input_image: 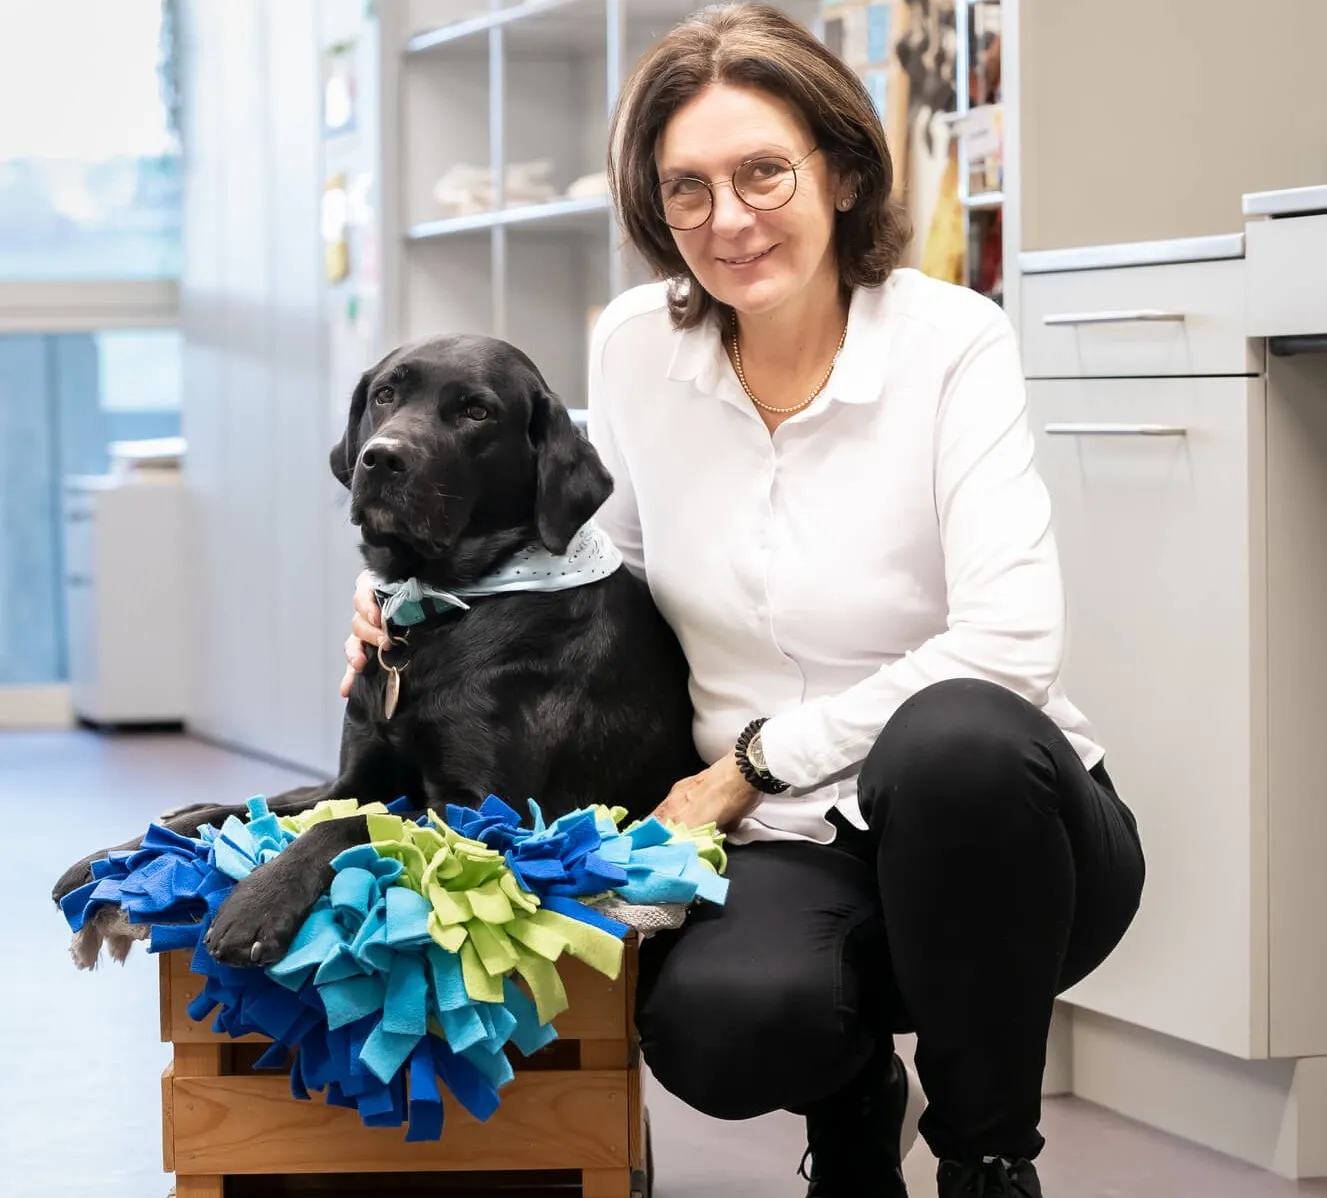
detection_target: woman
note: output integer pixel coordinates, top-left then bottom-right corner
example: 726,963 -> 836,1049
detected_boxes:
341,6 -> 1145,1196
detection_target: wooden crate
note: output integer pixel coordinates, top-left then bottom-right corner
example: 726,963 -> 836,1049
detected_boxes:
159,940 -> 648,1198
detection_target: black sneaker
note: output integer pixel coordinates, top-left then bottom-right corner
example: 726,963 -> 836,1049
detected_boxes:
937,1157 -> 1043,1197
797,1051 -> 924,1196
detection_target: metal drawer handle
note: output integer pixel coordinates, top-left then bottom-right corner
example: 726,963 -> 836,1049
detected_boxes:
1044,422 -> 1187,437
1043,309 -> 1186,326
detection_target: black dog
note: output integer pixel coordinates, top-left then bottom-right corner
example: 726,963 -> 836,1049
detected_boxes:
54,334 -> 702,966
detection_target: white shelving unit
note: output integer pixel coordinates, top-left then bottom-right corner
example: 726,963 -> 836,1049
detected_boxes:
953,0 -> 1005,302
374,0 -> 820,410
376,0 -> 681,410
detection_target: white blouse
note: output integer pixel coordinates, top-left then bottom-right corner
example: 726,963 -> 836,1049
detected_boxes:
586,268 -> 1103,845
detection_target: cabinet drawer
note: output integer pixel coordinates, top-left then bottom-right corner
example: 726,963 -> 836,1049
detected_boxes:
1245,212 -> 1327,339
1031,375 -> 1267,1058
1021,258 -> 1258,379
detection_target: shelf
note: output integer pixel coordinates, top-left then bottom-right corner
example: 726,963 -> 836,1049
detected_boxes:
964,190 -> 1005,211
407,193 -> 612,241
406,0 -> 579,55
405,0 -> 693,60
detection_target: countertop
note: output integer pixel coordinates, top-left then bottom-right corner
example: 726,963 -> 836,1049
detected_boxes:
1243,184 -> 1327,218
1018,233 -> 1245,275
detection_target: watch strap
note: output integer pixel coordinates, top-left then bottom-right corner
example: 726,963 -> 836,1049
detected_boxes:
734,717 -> 790,794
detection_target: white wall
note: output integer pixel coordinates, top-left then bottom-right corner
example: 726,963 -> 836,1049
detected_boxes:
180,0 -> 367,776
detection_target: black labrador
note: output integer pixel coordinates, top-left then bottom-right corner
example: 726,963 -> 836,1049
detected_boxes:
53,334 -> 702,966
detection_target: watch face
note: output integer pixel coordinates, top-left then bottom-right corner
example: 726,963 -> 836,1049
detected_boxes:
748,731 -> 767,773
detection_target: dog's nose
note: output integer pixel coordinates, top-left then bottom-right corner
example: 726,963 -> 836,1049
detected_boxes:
360,441 -> 407,474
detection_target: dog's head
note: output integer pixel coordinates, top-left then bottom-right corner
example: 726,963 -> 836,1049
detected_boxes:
330,335 -> 613,574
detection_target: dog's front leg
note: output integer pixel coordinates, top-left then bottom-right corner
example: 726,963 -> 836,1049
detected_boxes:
50,796 -> 273,907
205,814 -> 371,966
204,716 -> 424,966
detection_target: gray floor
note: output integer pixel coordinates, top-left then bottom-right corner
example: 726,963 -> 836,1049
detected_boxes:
4,728 -> 1326,1198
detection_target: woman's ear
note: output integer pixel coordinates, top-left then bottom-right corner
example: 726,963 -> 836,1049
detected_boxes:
530,388 -> 614,554
832,162 -> 861,212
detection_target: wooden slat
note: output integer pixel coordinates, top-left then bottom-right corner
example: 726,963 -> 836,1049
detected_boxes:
623,935 -> 644,1176
174,1042 -> 228,1078
165,1043 -> 226,1197
515,955 -> 628,1042
581,1168 -> 632,1198
165,942 -> 633,1045
166,951 -> 265,1045
159,952 -> 173,1042
628,1061 -> 644,1175
161,1063 -> 176,1173
579,1040 -> 629,1071
171,1070 -> 630,1175
174,1181 -> 224,1198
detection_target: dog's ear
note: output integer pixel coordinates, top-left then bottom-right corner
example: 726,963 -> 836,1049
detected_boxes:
531,388 -> 613,554
329,371 -> 370,489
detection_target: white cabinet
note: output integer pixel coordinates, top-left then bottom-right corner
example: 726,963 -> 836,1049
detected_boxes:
1025,255 -> 1327,1063
1030,375 -> 1267,1057
1021,257 -> 1258,379
1245,209 -> 1327,341
62,474 -> 190,726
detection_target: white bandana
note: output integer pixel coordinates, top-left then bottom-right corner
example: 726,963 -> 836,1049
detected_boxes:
371,520 -> 624,629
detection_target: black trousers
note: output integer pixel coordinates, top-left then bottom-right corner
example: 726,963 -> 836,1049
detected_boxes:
635,678 -> 1146,1163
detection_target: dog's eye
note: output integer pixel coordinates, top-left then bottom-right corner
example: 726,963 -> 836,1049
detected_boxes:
464,403 -> 490,421
373,386 -> 395,405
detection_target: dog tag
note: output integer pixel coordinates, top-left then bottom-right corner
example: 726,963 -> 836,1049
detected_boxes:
383,665 -> 402,720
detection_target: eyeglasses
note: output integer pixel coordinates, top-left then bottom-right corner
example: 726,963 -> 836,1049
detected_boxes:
658,148 -> 819,231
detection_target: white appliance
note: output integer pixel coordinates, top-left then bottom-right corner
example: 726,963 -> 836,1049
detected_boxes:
63,444 -> 190,725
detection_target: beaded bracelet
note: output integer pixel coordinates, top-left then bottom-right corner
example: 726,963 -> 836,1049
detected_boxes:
734,716 -> 791,794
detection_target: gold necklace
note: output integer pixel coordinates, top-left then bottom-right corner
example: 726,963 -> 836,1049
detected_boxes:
729,311 -> 848,414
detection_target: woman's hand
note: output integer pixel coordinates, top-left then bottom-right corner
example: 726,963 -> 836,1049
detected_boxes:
339,570 -> 388,698
652,753 -> 762,833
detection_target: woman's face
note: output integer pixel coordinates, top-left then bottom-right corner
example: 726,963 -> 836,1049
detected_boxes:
655,83 -> 848,320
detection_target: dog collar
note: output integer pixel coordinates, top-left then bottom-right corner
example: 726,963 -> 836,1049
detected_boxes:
370,519 -> 623,631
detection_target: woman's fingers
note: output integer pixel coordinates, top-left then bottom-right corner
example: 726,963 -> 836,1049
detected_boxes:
353,612 -> 388,649
340,572 -> 383,698
354,570 -> 382,628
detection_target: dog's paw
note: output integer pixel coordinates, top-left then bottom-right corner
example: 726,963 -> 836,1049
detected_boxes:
52,856 -> 96,906
204,871 -> 307,967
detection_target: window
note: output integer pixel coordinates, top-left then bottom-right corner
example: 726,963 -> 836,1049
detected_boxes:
0,0 -> 182,689
0,0 -> 182,281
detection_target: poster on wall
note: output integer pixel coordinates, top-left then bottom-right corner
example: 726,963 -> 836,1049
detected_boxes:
323,40 -> 359,138
820,0 -> 964,286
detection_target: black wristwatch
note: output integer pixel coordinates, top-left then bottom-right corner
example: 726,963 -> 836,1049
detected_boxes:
735,717 -> 790,794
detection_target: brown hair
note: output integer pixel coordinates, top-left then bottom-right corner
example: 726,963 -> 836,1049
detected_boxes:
608,2 -> 912,330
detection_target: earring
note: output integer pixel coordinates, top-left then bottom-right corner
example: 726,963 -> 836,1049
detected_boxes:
837,195 -> 855,211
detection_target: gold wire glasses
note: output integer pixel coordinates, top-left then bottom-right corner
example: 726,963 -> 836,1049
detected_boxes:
658,148 -> 819,231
